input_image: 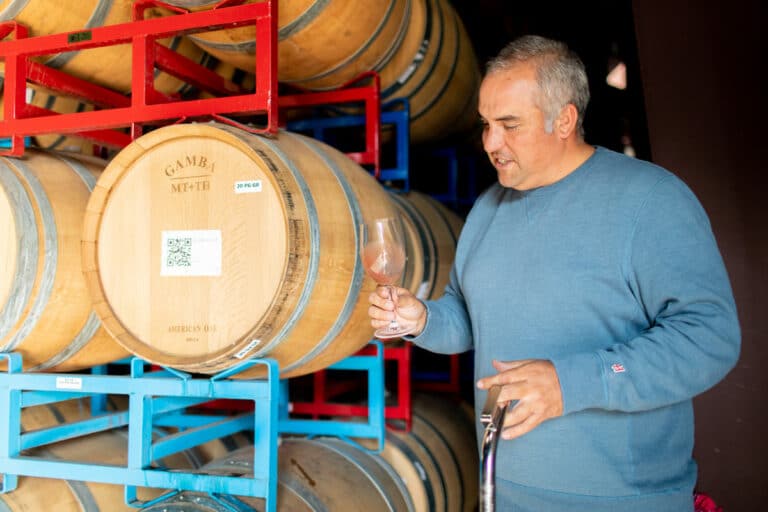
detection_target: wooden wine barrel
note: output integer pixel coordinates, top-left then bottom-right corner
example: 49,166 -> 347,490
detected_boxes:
324,0 -> 481,144
360,424 -> 449,512
355,395 -> 477,512
0,0 -> 208,94
412,393 -> 479,512
0,397 -> 245,511
140,437 -> 414,511
160,0 -> 411,91
159,0 -> 480,143
379,415 -> 462,511
392,190 -> 463,300
82,123 -> 400,379
379,0 -> 481,143
0,150 -> 129,371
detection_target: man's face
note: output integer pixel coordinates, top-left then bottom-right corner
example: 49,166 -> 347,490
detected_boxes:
478,62 -> 562,190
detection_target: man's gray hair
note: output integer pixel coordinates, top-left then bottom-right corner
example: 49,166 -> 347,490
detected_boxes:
486,35 -> 590,138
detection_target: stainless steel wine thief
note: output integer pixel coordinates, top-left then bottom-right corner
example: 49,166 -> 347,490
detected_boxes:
480,385 -> 509,512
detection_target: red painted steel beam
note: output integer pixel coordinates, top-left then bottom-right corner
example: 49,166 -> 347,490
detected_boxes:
0,1 -> 277,154
26,62 -> 130,109
0,4 -> 269,58
1,24 -> 29,123
154,45 -> 246,97
0,94 -> 269,137
22,105 -> 132,148
253,0 -> 278,133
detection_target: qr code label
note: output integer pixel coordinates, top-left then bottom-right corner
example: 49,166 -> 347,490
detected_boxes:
166,237 -> 192,268
161,230 -> 222,276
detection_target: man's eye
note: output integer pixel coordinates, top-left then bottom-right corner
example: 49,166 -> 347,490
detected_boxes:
504,124 -> 519,131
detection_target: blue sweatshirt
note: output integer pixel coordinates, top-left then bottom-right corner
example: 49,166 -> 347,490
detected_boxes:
413,147 -> 740,511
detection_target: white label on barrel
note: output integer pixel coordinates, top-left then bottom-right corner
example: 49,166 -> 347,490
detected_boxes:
416,281 -> 430,300
235,339 -> 261,359
161,230 -> 222,277
234,180 -> 262,194
56,376 -> 82,390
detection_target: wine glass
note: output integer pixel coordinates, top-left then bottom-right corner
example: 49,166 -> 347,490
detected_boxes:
360,217 -> 413,339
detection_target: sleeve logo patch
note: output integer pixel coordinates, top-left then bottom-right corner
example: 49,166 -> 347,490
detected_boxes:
611,363 -> 626,373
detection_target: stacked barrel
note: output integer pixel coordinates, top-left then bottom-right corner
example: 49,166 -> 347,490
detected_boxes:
0,150 -> 129,371
140,395 -> 478,512
1,0 -> 480,148
0,1 -> 480,510
156,0 -> 480,143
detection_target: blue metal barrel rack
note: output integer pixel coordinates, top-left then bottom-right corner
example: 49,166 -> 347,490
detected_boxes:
0,342 -> 385,512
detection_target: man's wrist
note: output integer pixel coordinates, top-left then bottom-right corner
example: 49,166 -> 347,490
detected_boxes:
412,300 -> 428,337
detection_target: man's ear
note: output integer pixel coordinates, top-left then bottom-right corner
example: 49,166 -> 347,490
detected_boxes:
555,103 -> 579,138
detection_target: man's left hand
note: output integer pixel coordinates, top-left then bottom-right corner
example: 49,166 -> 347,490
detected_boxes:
477,359 -> 564,440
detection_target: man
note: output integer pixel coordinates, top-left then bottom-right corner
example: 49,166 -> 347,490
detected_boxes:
367,35 -> 740,511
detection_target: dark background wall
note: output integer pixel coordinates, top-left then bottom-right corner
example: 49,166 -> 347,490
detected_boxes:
443,0 -> 765,508
632,1 -> 764,509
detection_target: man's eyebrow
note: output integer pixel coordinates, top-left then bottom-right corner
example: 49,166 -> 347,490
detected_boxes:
477,114 -> 520,122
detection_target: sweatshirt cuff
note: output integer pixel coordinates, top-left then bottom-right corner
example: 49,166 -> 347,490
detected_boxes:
403,300 -> 432,342
551,351 -> 608,414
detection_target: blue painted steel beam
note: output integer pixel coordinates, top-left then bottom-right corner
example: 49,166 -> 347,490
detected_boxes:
21,411 -> 129,450
1,355 -> 280,512
278,341 -> 385,451
6,457 -> 269,496
287,99 -> 411,191
151,414 -> 253,461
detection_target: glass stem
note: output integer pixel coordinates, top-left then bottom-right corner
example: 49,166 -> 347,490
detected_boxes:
388,286 -> 399,330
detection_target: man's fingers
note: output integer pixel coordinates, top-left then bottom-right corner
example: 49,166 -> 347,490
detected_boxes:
368,291 -> 396,313
501,411 -> 540,440
501,399 -> 528,429
477,359 -> 534,389
477,368 -> 527,390
368,304 -> 396,325
492,359 -> 532,372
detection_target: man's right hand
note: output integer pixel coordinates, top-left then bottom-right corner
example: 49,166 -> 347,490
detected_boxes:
367,285 -> 427,337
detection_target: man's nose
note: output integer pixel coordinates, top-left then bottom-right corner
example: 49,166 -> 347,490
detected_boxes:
483,125 -> 503,153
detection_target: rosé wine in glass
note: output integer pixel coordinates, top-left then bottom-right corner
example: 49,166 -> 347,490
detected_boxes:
362,240 -> 406,285
360,217 -> 413,339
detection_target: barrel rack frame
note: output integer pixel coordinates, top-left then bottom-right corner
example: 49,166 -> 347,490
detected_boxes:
287,97 -> 411,190
0,1 -> 404,510
0,343 -> 386,511
0,0 -> 382,176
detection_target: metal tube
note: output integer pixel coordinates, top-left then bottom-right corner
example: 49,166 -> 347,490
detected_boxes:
480,386 -> 509,512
